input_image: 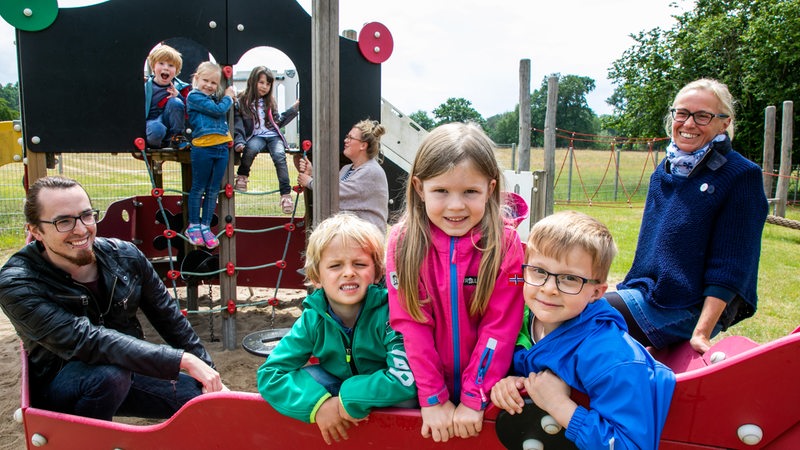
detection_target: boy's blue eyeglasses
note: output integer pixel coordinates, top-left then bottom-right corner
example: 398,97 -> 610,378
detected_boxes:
521,264 -> 599,295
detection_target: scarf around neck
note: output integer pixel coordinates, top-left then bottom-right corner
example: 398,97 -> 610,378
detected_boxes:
666,133 -> 726,177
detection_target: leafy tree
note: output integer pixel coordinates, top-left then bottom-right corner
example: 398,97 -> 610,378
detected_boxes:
0,83 -> 20,120
432,97 -> 485,127
485,75 -> 599,147
408,110 -> 435,131
486,108 -> 518,145
607,0 -> 800,161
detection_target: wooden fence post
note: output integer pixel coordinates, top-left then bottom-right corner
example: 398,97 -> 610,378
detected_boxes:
762,105 -> 776,198
775,101 -> 794,217
543,76 -> 558,217
518,59 -> 531,172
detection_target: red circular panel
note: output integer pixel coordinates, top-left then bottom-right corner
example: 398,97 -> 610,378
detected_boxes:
358,22 -> 393,64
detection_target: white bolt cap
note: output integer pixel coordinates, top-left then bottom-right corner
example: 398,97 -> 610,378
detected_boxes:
710,351 -> 726,364
373,46 -> 380,53
13,154 -> 22,162
208,21 -> 217,29
13,123 -> 21,131
13,408 -> 22,423
738,424 -> 763,445
31,433 -> 48,447
31,136 -> 40,144
522,438 -> 543,450
23,8 -> 33,17
237,24 -> 244,31
541,414 -> 562,435
374,31 -> 381,38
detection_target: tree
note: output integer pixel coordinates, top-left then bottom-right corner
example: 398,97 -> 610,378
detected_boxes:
607,0 -> 800,161
432,97 -> 485,127
0,83 -> 20,120
408,110 -> 435,131
486,109 -> 518,145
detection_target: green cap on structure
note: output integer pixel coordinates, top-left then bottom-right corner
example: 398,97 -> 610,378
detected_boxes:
0,0 -> 59,32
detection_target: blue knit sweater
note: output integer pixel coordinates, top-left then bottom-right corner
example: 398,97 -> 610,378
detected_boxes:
618,135 -> 767,324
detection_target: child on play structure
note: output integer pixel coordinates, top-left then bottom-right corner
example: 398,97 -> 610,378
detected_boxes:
233,66 -> 299,212
490,210 -> 676,450
144,44 -> 191,150
386,122 -> 524,442
257,213 -> 416,445
184,61 -> 236,249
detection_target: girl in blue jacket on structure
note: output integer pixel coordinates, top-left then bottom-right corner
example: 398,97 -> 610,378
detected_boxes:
185,62 -> 236,249
491,211 -> 676,450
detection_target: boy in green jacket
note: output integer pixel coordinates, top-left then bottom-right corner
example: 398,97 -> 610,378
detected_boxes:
257,213 -> 416,444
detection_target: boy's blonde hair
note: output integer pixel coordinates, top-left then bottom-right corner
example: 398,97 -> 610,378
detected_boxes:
147,44 -> 183,75
394,122 -> 505,322
304,213 -> 386,284
526,210 -> 617,283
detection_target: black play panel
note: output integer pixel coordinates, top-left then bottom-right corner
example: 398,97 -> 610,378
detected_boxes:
15,0 -> 380,155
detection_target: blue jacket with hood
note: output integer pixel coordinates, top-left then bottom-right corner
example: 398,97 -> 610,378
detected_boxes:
513,300 -> 676,449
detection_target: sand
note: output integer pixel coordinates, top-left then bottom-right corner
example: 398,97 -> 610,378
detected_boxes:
0,286 -> 307,449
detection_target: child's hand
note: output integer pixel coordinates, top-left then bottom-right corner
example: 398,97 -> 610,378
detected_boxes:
224,86 -> 236,99
490,376 -> 526,415
420,401 -> 456,442
453,403 -> 484,438
234,143 -> 245,152
337,400 -> 366,425
166,85 -> 178,98
523,370 -> 576,429
315,397 -> 351,445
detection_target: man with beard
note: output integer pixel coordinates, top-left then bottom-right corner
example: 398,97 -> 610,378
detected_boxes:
0,176 -> 226,421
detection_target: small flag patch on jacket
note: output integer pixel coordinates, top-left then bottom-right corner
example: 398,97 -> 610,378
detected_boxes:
508,273 -> 524,286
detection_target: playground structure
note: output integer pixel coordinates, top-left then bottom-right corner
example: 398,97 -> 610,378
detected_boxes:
14,328 -> 800,449
3,1 -> 800,449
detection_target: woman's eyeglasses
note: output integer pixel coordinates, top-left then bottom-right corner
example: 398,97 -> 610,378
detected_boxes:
670,108 -> 729,126
344,134 -> 364,142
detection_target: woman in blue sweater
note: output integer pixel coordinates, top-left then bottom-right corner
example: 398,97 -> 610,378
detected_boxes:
610,78 -> 768,353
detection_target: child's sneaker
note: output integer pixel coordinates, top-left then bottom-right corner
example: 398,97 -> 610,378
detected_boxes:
169,135 -> 191,150
234,175 -> 248,191
280,194 -> 294,214
184,225 -> 204,246
201,226 -> 219,249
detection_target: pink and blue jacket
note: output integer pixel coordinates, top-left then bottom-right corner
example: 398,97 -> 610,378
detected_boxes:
387,222 -> 524,411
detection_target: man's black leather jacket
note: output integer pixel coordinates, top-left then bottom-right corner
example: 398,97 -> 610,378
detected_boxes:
0,238 -> 213,391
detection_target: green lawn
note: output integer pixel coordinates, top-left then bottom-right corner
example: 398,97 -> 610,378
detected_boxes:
1,149 -> 798,343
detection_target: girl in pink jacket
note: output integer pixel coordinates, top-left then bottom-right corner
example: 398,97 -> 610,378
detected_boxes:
387,122 -> 524,442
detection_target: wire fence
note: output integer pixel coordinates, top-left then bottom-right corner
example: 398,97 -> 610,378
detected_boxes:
2,147 -> 798,251
0,152 -> 302,250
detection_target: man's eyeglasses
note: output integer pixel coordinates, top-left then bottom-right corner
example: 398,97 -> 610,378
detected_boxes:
39,209 -> 99,233
670,108 -> 729,126
344,134 -> 364,142
521,264 -> 599,295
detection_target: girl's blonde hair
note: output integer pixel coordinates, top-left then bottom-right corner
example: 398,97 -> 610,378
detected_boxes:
394,122 -> 505,322
191,61 -> 223,97
304,212 -> 386,285
526,210 -> 617,283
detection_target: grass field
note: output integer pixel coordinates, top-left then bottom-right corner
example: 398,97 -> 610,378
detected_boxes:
1,149 -> 798,343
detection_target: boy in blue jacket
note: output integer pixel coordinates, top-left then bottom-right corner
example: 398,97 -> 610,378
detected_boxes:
257,213 -> 416,445
491,211 -> 675,449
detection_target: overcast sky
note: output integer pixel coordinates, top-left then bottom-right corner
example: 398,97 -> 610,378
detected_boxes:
0,0 -> 689,117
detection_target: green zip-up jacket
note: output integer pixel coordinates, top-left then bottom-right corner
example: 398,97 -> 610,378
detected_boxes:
257,285 -> 416,422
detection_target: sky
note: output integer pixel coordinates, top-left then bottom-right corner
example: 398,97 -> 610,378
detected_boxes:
0,0 -> 689,118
